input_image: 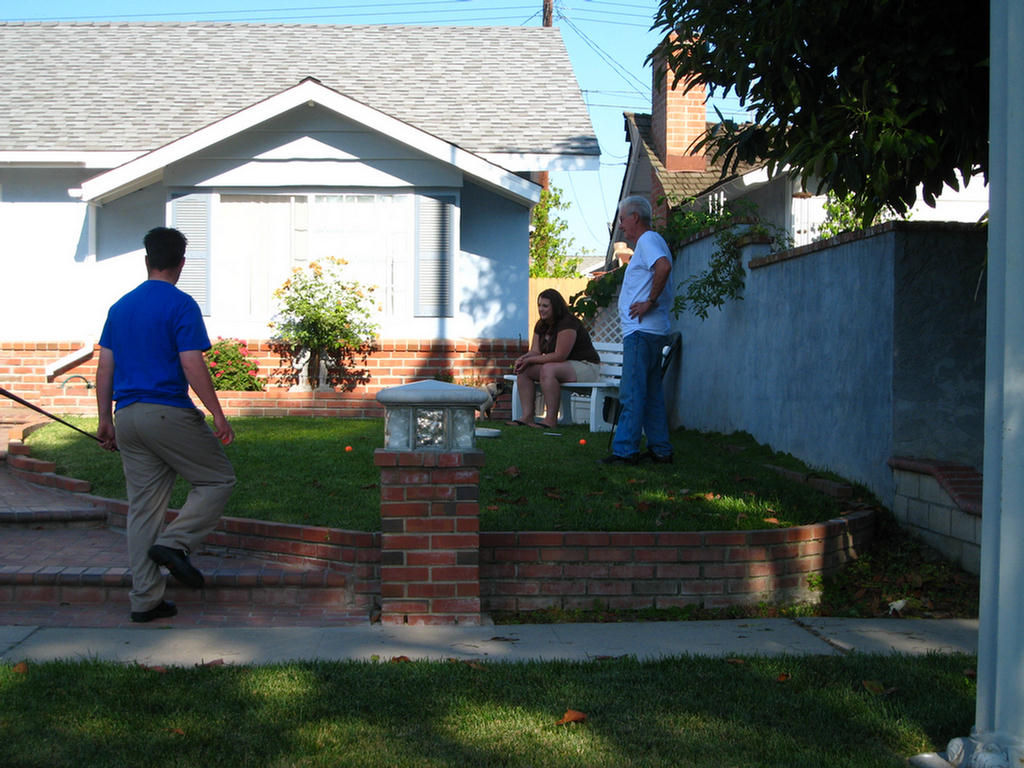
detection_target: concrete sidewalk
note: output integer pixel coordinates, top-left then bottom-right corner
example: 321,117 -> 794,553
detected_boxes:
0,617 -> 979,667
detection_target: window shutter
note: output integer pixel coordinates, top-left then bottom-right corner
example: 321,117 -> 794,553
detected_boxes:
414,195 -> 455,317
171,194 -> 211,315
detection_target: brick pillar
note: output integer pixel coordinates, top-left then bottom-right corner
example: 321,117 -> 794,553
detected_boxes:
374,449 -> 484,625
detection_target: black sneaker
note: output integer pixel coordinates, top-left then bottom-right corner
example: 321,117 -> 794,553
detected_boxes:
642,449 -> 673,465
598,453 -> 639,466
130,600 -> 177,623
148,545 -> 205,589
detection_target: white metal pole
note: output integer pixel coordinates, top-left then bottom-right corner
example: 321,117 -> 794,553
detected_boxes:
913,3 -> 1024,766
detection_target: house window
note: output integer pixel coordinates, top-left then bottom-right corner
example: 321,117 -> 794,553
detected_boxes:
415,194 -> 455,318
171,193 -> 212,315
217,192 -> 416,324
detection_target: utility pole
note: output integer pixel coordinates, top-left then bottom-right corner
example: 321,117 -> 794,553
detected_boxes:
537,0 -> 554,191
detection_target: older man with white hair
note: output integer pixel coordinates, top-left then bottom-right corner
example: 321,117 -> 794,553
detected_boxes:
599,196 -> 674,465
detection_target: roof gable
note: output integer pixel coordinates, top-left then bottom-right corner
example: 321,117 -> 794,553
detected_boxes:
625,112 -> 765,203
78,78 -> 540,205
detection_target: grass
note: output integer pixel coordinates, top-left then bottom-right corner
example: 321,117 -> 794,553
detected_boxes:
0,653 -> 977,768
25,416 -> 854,532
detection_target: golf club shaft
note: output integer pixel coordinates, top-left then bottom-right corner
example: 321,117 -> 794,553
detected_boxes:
0,386 -> 102,443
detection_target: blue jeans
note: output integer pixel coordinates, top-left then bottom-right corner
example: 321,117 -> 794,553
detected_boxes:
611,331 -> 673,458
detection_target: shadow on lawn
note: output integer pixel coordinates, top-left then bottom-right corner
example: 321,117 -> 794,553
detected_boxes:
3,654 -> 976,768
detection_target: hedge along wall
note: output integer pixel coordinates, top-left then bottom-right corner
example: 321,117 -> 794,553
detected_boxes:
0,338 -> 522,420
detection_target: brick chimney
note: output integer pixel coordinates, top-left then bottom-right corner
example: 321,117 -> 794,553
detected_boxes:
651,45 -> 707,173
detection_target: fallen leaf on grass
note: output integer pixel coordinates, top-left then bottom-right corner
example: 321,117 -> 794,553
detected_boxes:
763,517 -> 780,525
777,672 -> 791,683
485,505 -> 501,511
502,466 -> 521,479
635,501 -> 651,513
142,665 -> 167,674
391,656 -> 412,663
555,709 -> 587,725
12,661 -> 28,674
545,491 -> 564,500
726,658 -> 746,665
165,728 -> 186,736
862,680 -> 898,696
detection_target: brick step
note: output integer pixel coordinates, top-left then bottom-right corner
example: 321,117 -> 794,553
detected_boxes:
0,527 -> 365,625
0,508 -> 108,527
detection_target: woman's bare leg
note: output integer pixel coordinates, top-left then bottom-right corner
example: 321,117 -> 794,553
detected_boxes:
536,362 -> 577,428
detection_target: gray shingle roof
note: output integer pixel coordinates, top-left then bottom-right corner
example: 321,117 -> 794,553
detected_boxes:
0,22 -> 598,157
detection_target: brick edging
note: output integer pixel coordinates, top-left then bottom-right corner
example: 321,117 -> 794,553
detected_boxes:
888,456 -> 982,516
6,430 -> 877,614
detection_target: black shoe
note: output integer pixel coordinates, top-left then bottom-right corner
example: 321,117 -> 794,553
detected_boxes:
598,453 -> 639,466
642,449 -> 674,465
148,545 -> 205,589
130,600 -> 177,623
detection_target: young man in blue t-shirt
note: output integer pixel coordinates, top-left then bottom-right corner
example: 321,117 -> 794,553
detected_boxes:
96,227 -> 236,623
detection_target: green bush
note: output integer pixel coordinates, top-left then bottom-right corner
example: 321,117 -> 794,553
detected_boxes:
270,258 -> 379,388
206,338 -> 264,391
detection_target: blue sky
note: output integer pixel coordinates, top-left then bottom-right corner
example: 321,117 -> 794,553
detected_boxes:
0,0 -> 745,258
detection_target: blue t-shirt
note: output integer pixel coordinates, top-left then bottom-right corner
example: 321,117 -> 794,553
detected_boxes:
98,280 -> 211,411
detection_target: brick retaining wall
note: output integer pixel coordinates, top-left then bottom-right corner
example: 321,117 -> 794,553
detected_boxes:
5,419 -> 876,614
0,339 -> 520,421
888,456 -> 982,574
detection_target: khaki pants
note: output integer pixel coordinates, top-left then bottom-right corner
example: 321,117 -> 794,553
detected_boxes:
115,403 -> 236,612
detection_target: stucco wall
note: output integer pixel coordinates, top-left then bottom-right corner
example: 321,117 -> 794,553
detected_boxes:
0,116 -> 530,343
670,222 -> 986,507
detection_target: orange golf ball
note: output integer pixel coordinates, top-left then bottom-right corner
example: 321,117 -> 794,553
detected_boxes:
345,445 -> 353,452
579,439 -> 587,445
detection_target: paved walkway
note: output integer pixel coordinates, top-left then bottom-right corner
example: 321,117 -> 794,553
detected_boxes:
0,451 -> 980,667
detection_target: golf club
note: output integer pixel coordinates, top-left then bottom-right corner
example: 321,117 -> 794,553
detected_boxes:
0,385 -> 103,444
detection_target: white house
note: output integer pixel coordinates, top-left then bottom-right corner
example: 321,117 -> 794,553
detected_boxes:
0,22 -> 598,414
612,56 -> 988,256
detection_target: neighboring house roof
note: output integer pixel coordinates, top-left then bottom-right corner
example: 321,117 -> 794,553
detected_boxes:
0,22 -> 598,168
624,112 -> 763,203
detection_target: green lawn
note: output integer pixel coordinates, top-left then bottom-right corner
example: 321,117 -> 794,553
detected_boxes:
0,653 -> 976,768
25,417 -> 854,532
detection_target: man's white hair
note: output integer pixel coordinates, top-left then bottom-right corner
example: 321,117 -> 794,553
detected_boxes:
618,195 -> 653,225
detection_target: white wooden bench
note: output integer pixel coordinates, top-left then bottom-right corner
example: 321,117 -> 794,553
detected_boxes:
505,335 -> 680,432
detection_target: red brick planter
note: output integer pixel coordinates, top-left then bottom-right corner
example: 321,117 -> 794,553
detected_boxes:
7,424 -> 876,615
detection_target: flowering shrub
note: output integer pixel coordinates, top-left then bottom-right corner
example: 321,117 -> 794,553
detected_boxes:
269,258 -> 379,389
205,338 -> 264,391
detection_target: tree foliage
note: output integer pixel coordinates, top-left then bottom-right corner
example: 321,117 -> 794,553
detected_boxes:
529,185 -> 582,278
650,0 -> 989,225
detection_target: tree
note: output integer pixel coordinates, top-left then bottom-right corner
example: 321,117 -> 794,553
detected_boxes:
529,185 -> 583,278
650,0 -> 989,225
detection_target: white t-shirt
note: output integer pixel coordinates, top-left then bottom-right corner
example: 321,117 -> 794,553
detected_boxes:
618,229 -> 673,337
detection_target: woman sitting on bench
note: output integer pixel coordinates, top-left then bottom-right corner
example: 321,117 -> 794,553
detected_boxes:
507,288 -> 600,428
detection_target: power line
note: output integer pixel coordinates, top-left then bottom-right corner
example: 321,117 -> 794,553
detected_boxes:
558,12 -> 648,97
7,1 -> 539,23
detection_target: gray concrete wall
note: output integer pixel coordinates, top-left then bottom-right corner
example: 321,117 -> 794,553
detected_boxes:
891,225 -> 987,471
669,222 -> 986,508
